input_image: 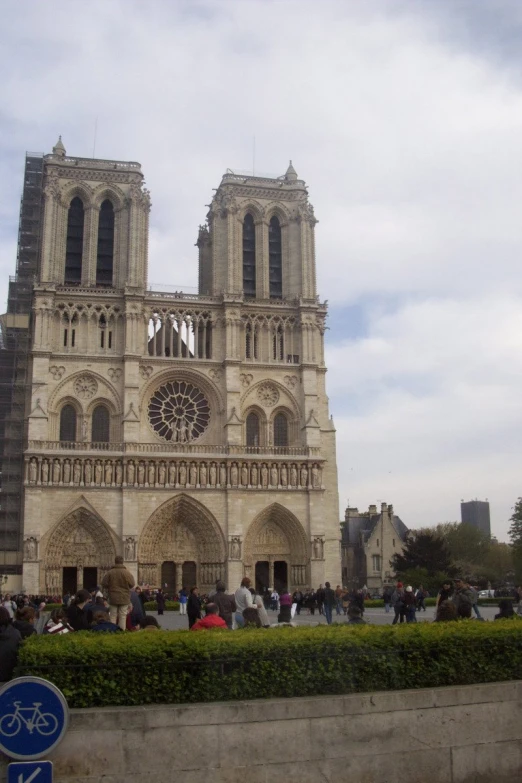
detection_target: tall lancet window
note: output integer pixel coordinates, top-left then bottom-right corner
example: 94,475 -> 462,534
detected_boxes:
243,213 -> 256,298
269,216 -> 282,299
65,197 -> 84,284
96,199 -> 115,286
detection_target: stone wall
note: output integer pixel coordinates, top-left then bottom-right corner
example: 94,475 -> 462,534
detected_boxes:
1,681 -> 520,782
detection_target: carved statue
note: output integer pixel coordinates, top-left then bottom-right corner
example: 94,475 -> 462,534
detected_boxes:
73,460 -> 82,485
24,537 -> 37,561
29,458 -> 37,484
230,463 -> 238,486
290,465 -> 297,487
300,465 -> 308,488
41,460 -> 49,483
179,463 -> 187,486
313,537 -> 323,560
82,418 -> 88,442
219,463 -> 227,486
53,459 -> 61,484
168,462 -> 176,486
261,464 -> 268,488
199,463 -> 207,487
148,462 -> 155,486
63,459 -> 71,484
241,464 -> 248,487
105,461 -> 113,485
127,461 -> 135,485
124,537 -> 136,561
189,463 -> 197,486
115,461 -> 123,485
280,464 -> 288,487
209,463 -> 217,486
270,465 -> 278,487
311,465 -> 320,489
251,463 -> 258,487
138,462 -> 145,485
84,460 -> 92,484
158,462 -> 166,486
95,461 -> 102,485
230,537 -> 241,559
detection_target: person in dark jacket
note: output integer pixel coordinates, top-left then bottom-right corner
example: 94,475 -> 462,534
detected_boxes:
347,606 -> 366,625
129,588 -> 146,628
66,589 -> 91,631
212,581 -> 236,629
187,586 -> 201,629
91,611 -> 122,633
0,606 -> 21,682
13,606 -> 37,639
323,582 -> 336,625
156,589 -> 166,616
277,588 -> 292,623
495,599 -> 519,620
403,586 -> 417,623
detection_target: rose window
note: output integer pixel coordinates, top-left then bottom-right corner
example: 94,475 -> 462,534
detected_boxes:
148,381 -> 210,442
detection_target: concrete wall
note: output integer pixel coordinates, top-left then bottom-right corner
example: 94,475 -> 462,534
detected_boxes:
1,681 -> 521,782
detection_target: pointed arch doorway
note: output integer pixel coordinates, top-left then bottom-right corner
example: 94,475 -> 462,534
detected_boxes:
245,504 -> 309,592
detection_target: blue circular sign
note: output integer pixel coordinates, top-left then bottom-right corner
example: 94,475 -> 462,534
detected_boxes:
0,676 -> 69,760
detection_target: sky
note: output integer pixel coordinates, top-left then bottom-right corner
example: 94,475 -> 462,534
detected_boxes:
1,0 -> 521,540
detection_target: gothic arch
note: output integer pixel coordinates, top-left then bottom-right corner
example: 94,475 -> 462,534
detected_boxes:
91,183 -> 126,211
138,494 -> 226,588
264,201 -> 291,227
241,378 -> 300,420
60,181 -> 94,209
237,200 -> 264,224
48,369 -> 121,414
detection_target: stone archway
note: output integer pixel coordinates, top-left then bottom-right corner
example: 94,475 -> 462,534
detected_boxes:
138,494 -> 226,592
243,503 -> 309,591
43,508 -> 117,594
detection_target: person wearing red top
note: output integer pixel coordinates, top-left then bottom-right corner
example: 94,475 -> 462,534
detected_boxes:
190,603 -> 228,631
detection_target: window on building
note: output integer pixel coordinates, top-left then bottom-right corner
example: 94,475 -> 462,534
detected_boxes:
273,412 -> 288,448
269,216 -> 282,299
59,405 -> 77,442
96,200 -> 115,286
272,325 -> 284,360
372,554 -> 381,572
246,412 -> 260,447
65,197 -> 84,284
243,213 -> 256,297
91,405 -> 110,443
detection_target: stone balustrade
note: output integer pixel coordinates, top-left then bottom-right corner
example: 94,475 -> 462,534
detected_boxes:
27,440 -> 320,457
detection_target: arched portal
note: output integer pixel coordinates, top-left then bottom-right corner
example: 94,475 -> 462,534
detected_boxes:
243,503 -> 309,592
138,494 -> 226,592
43,508 -> 117,594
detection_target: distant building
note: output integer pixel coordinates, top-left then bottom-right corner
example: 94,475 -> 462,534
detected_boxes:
340,502 -> 409,593
460,500 -> 491,537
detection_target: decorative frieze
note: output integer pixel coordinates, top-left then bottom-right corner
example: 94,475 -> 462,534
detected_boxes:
25,455 -> 323,490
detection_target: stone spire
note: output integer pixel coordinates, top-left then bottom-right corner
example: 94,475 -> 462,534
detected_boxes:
285,160 -> 298,181
52,136 -> 66,157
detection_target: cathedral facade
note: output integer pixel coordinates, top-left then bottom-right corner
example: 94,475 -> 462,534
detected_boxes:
21,139 -> 341,596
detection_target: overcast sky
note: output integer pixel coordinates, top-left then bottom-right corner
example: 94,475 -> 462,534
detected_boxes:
1,1 -> 521,540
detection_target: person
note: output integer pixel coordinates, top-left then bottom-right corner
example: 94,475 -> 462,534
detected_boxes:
270,588 -> 279,612
516,586 -> 522,616
391,582 -> 405,625
347,606 -> 366,625
403,586 -> 417,623
156,589 -> 166,616
278,588 -> 292,623
436,581 -> 453,607
415,585 -> 426,612
451,578 -> 474,617
44,608 -> 74,635
129,588 -> 146,628
292,588 -> 304,616
468,584 -> 482,619
1,594 -> 16,620
86,595 -> 109,624
13,606 -> 37,639
91,611 -> 122,633
316,584 -> 325,615
0,606 -> 21,682
382,587 -> 392,614
495,599 -> 519,620
213,581 -> 236,629
187,586 -> 201,629
234,577 -> 253,628
141,616 -> 160,631
191,603 -> 228,631
243,607 -> 262,628
178,587 -> 188,615
334,585 -> 343,616
101,555 -> 135,631
251,588 -> 270,628
434,600 -> 458,622
323,582 -> 336,625
66,589 -> 91,631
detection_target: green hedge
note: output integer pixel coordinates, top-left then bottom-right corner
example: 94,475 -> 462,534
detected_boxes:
16,620 -> 522,709
143,601 -> 180,612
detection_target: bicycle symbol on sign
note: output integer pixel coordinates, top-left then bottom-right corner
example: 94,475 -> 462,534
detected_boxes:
0,701 -> 58,737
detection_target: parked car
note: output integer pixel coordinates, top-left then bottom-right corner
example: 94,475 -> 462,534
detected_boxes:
478,590 -> 494,598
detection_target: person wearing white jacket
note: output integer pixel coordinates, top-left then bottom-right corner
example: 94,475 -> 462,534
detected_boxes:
234,577 -> 253,627
251,589 -> 270,628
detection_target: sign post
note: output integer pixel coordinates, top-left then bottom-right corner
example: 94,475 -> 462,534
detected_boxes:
0,676 -> 69,782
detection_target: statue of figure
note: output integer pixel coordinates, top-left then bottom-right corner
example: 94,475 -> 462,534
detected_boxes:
41,460 -> 49,484
209,463 -> 217,486
82,418 -> 88,442
313,537 -> 323,559
127,461 -> 135,485
73,460 -> 82,485
219,463 -> 227,486
230,537 -> 241,559
29,458 -> 37,484
24,537 -> 36,560
148,462 -> 155,486
312,465 -> 320,488
280,464 -> 288,487
199,463 -> 207,487
115,461 -> 123,485
179,420 -> 188,443
168,462 -> 176,486
95,461 -> 102,485
251,463 -> 258,487
84,460 -> 92,484
241,463 -> 248,487
230,463 -> 238,486
63,459 -> 71,484
261,464 -> 268,488
125,537 -> 135,561
53,459 -> 61,484
179,463 -> 187,486
290,464 -> 298,487
189,462 -> 197,486
158,462 -> 166,485
270,465 -> 278,487
137,462 -> 145,485
300,465 -> 308,488
105,461 -> 113,485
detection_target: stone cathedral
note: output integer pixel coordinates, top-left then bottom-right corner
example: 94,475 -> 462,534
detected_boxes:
20,138 -> 341,595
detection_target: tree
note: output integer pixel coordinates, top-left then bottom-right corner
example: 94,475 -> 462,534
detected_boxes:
391,530 -> 456,578
435,522 -> 490,565
508,498 -> 522,582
